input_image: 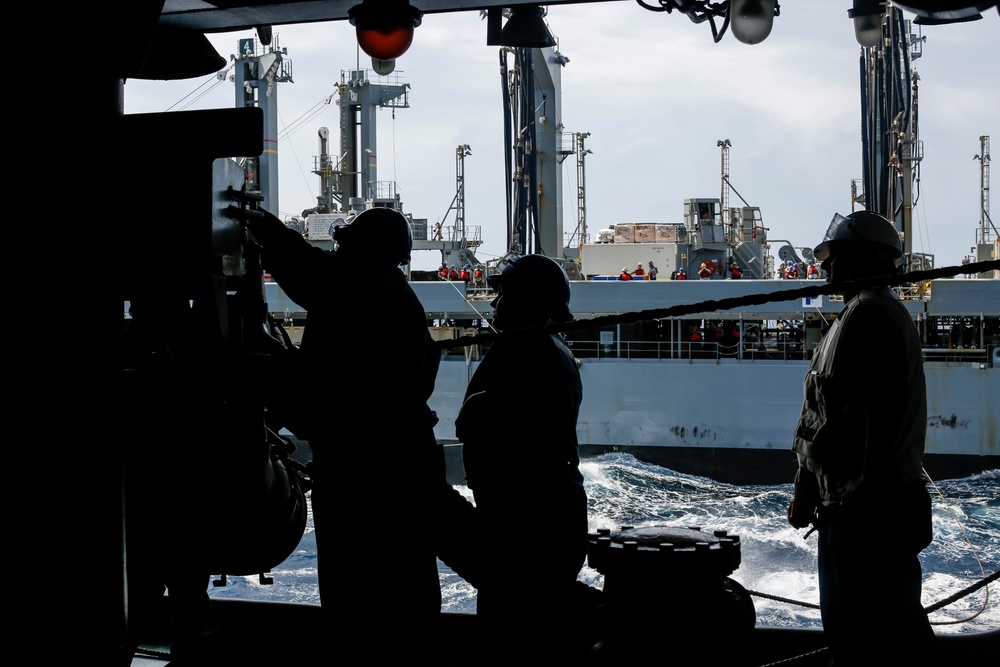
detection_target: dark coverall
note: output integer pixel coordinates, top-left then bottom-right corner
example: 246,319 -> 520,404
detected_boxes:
455,328 -> 588,653
249,215 -> 476,654
791,286 -> 937,665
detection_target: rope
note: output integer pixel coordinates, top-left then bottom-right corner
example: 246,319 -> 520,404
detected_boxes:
745,571 -> 999,667
925,569 -> 999,616
747,569 -> 999,615
746,589 -> 820,610
430,259 -> 1000,350
923,467 -> 994,624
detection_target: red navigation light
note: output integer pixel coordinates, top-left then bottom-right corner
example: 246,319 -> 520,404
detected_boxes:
348,1 -> 423,61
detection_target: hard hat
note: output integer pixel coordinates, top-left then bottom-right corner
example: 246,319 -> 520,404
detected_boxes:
622,267 -> 629,272
487,254 -> 572,323
332,208 -> 412,266
814,211 -> 903,264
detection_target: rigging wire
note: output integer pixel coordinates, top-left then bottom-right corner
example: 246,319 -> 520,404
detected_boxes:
164,69 -> 230,112
276,93 -> 335,142
275,105 -> 314,220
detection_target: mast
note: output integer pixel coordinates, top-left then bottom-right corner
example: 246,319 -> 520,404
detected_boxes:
455,144 -> 472,242
233,35 -> 293,213
976,135 -> 992,247
974,135 -> 994,278
718,139 -> 732,241
574,131 -> 592,249
337,69 -> 409,208
501,44 -> 568,258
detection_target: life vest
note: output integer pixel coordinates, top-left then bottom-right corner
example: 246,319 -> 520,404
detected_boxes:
676,270 -> 687,280
460,269 -> 470,281
690,330 -> 702,342
620,272 -> 632,280
698,263 -> 712,279
731,265 -> 742,279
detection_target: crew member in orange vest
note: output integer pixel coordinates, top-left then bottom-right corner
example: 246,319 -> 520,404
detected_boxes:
619,267 -> 633,280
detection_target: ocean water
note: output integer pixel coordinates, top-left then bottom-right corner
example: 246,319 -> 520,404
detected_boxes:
210,454 -> 999,635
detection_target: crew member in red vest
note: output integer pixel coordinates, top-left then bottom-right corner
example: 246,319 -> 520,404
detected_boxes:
730,263 -> 743,279
633,263 -> 645,278
676,267 -> 687,280
698,262 -> 713,280
619,267 -> 633,281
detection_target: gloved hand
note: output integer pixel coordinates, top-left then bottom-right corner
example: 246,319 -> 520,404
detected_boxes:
787,499 -> 817,529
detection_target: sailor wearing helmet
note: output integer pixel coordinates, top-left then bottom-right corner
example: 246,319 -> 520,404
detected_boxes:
456,254 -> 591,655
237,206 -> 478,656
786,211 -> 937,665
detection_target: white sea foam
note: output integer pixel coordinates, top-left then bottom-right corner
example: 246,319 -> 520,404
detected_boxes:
209,457 -> 999,634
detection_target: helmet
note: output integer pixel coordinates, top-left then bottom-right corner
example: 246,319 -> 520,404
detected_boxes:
332,208 -> 412,266
622,267 -> 629,272
487,254 -> 572,323
814,211 -> 903,264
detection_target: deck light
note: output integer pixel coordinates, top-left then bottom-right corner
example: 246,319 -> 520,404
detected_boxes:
348,0 -> 423,61
730,0 -> 777,45
849,0 -> 886,47
636,1 -> 780,45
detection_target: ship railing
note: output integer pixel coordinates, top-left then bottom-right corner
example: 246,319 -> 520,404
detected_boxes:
921,347 -> 994,366
562,339 -> 811,362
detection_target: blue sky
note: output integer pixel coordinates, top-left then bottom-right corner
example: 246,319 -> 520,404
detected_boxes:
125,3 -> 997,271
